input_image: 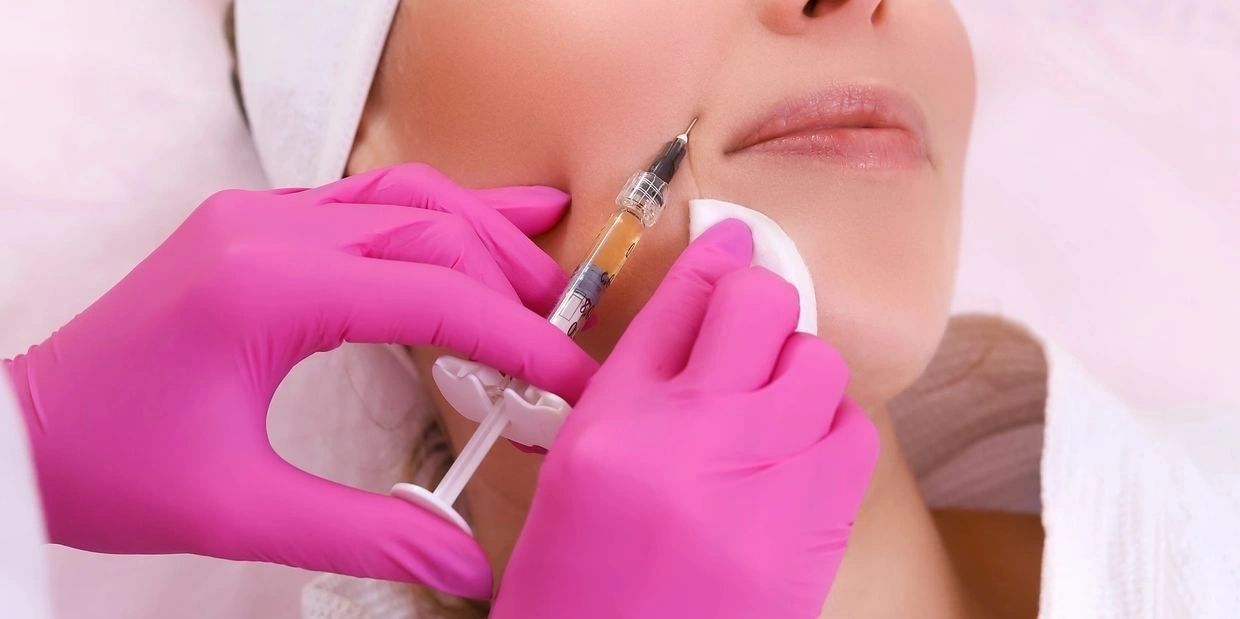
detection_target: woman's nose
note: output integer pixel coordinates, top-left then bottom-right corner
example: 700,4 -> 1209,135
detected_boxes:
755,0 -> 885,36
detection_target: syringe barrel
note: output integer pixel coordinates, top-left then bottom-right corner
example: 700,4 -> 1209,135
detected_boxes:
545,172 -> 667,337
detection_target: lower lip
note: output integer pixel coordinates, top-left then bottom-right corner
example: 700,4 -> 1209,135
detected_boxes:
736,127 -> 927,169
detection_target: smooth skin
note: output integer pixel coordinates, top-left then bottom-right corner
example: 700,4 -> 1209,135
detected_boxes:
347,0 -> 986,616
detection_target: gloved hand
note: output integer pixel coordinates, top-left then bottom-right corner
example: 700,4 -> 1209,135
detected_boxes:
493,219 -> 879,618
2,163 -> 596,599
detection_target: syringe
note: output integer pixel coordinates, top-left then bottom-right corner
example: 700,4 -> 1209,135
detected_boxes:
431,119 -> 697,507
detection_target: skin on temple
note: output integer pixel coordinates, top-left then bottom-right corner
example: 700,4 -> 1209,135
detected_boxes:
341,1 -> 1038,616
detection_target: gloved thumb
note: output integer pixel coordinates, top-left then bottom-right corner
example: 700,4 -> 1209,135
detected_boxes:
213,460 -> 493,599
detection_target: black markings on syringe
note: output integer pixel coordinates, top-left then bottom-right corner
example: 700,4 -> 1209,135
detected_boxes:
550,264 -> 613,337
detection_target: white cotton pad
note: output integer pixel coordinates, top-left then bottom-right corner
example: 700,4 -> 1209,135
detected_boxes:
689,198 -> 818,335
428,199 -> 817,449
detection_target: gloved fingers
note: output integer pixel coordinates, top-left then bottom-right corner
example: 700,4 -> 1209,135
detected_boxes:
680,266 -> 800,391
445,187 -> 572,316
310,256 -> 597,402
294,199 -> 568,314
742,333 -> 851,457
298,164 -> 572,314
804,399 -> 880,515
289,162 -> 462,207
222,462 -> 493,599
610,218 -> 753,379
321,204 -> 522,302
371,204 -> 570,316
294,163 -> 567,241
769,332 -> 850,401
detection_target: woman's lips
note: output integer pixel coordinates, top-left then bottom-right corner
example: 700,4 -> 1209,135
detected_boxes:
726,85 -> 929,169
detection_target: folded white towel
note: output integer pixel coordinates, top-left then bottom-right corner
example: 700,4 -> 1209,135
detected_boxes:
234,0 -> 398,188
1039,345 -> 1240,618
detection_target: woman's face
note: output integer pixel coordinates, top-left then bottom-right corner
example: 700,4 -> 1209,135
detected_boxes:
353,0 -> 975,406
349,0 -> 974,574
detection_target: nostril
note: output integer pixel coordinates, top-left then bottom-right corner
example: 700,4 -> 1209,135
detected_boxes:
802,0 -> 848,17
872,0 -> 886,24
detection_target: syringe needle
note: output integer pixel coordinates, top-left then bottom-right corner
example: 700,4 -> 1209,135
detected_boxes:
678,117 -> 698,141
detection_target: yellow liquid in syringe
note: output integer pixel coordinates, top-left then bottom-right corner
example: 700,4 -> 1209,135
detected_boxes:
547,208 -> 645,338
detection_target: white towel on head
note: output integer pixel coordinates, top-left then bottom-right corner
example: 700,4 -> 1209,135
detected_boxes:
234,0 -> 399,188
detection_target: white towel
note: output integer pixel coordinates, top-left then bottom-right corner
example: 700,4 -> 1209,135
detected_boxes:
1039,344 -> 1240,618
234,0 -> 398,188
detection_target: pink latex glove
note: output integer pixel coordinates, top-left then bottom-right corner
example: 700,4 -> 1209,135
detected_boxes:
493,219 -> 880,618
2,163 -> 597,599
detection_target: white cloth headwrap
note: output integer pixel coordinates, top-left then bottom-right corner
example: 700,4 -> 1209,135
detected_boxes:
234,0 -> 399,188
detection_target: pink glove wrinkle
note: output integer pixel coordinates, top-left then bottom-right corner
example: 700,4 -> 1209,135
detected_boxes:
3,163 -> 598,599
494,219 -> 879,618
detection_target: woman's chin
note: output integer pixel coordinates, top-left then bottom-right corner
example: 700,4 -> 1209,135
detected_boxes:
827,307 -> 952,410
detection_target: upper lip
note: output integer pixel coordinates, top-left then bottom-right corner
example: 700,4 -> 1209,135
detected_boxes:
726,84 -> 928,155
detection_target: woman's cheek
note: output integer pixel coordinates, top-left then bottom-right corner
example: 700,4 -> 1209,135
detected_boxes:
686,170 -> 957,407
805,219 -> 957,406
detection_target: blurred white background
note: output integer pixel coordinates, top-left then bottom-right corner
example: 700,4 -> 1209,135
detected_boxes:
950,4 -> 1240,411
1,1 -> 1236,617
